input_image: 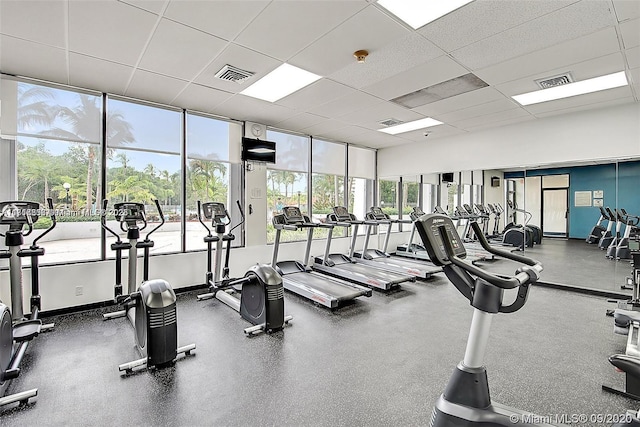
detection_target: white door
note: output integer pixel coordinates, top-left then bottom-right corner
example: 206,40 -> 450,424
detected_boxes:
542,189 -> 568,237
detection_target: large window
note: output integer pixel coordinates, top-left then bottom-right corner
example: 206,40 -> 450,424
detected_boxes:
185,113 -> 242,251
106,98 -> 182,255
348,146 -> 375,235
422,174 -> 438,214
266,130 -> 309,244
312,139 -> 346,239
0,79 -> 102,264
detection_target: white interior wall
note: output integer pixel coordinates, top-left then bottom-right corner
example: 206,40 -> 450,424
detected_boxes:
378,103 -> 640,177
483,170 -> 505,229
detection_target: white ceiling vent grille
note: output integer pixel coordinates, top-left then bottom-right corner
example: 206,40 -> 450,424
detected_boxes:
214,64 -> 255,83
378,118 -> 404,127
535,73 -> 574,89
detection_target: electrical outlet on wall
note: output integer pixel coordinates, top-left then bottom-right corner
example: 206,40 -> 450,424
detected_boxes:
75,286 -> 83,296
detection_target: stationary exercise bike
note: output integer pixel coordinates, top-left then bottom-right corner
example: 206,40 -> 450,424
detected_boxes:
415,214 -> 552,426
0,199 -> 55,408
102,199 -> 195,374
196,201 -> 292,335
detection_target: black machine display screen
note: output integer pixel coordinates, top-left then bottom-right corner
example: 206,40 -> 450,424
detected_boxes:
203,202 -> 226,219
283,206 -> 304,222
370,207 -> 385,220
333,206 -> 350,220
115,203 -> 145,221
415,214 -> 466,266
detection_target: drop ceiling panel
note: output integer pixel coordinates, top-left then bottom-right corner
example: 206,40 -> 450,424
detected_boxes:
338,100 -> 423,129
139,19 -> 227,81
126,69 -> 189,105
321,125 -> 370,141
300,119 -> 349,136
193,43 -> 280,93
118,0 -> 166,15
627,46 -> 640,69
521,85 -> 634,115
475,27 -> 621,86
330,32 -> 443,89
69,1 -> 158,66
308,90 -> 381,119
276,79 -> 354,110
412,87 -> 506,117
452,108 -> 531,131
534,96 -> 635,118
495,52 -> 627,96
171,84 -> 233,114
0,36 -> 67,84
436,99 -> 520,123
274,113 -> 327,131
398,125 -> 467,142
362,55 -> 468,101
234,1 -> 366,61
0,0 -> 66,48
462,115 -> 536,133
289,6 -> 409,77
69,53 -> 133,95
419,0 -> 576,53
164,0 -> 270,41
620,19 -> 640,49
215,95 -> 297,125
451,0 -> 615,70
613,0 -> 640,21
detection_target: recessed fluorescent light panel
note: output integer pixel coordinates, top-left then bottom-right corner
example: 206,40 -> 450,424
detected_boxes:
240,63 -> 321,102
379,117 -> 443,135
377,0 -> 474,29
512,71 -> 628,106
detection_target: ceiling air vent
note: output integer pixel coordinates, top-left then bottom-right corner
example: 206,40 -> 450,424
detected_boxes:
214,64 -> 255,83
535,73 -> 573,89
378,118 -> 404,127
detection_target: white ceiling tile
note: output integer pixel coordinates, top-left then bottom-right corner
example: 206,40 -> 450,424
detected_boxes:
300,119 -> 348,136
629,67 -> 640,88
321,125 -> 370,141
495,52 -> 627,96
452,108 -> 532,130
419,0 -> 576,52
475,27 -> 621,85
627,46 -> 640,69
234,1 -> 366,61
521,85 -> 633,115
69,1 -> 158,66
620,18 -> 640,49
308,90 -> 381,118
398,125 -> 467,142
0,36 -> 67,84
164,0 -> 269,41
69,53 -> 133,95
436,99 -> 520,123
118,0 -> 166,15
172,84 -> 233,114
338,101 -> 423,129
289,6 -> 409,77
412,87 -> 506,117
462,115 -> 536,133
125,69 -> 189,105
330,32 -> 443,89
362,55 -> 469,100
139,19 -> 227,81
0,0 -> 66,48
193,43 -> 281,93
215,95 -> 297,125
533,96 -> 636,118
276,79 -> 353,110
613,0 -> 640,21
451,0 -> 615,70
274,113 -> 327,131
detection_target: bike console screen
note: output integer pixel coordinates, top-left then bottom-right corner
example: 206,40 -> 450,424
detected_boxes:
415,214 -> 466,266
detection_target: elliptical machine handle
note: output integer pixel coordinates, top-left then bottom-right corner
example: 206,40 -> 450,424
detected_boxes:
197,201 -> 212,234
100,200 -> 122,242
32,198 -> 58,248
144,199 -> 165,240
469,221 -> 542,268
229,200 -> 245,234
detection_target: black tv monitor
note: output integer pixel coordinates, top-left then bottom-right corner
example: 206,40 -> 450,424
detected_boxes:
442,172 -> 454,183
241,137 -> 276,163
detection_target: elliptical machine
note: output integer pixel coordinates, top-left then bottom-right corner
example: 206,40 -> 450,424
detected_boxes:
415,213 -> 550,426
101,199 -> 195,374
196,201 -> 292,335
0,199 -> 56,408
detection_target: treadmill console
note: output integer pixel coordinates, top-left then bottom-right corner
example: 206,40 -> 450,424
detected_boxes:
333,206 -> 351,221
368,207 -> 387,221
202,202 -> 227,222
410,206 -> 425,221
282,206 -> 305,224
414,214 -> 466,266
433,206 -> 446,215
0,201 -> 41,226
114,202 -> 145,226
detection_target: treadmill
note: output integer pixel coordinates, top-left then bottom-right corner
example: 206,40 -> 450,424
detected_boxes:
312,206 -> 415,291
353,207 -> 442,280
395,206 -> 435,262
271,206 -> 372,308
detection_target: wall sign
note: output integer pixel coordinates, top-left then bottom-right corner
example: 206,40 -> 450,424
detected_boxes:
574,191 -> 592,207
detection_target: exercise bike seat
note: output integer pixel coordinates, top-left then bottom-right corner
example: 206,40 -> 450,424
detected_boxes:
13,319 -> 42,342
614,309 -> 640,335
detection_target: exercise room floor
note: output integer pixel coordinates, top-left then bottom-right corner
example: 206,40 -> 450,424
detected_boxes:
1,274 -> 635,426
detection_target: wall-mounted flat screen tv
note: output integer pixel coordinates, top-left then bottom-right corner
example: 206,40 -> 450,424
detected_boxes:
241,137 -> 276,163
442,172 -> 454,183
